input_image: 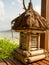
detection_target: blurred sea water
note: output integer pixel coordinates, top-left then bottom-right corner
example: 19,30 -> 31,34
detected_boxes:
0,30 -> 20,44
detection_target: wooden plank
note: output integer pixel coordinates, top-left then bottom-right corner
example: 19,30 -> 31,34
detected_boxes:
37,61 -> 46,65
0,55 -> 49,65
45,58 -> 49,62
5,58 -> 15,65
2,59 -> 11,65
0,59 -> 7,65
9,57 -> 23,65
32,63 -> 39,65
42,60 -> 49,65
0,62 -> 7,65
0,59 -> 3,62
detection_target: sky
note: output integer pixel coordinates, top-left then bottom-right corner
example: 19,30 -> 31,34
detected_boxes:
0,0 -> 41,31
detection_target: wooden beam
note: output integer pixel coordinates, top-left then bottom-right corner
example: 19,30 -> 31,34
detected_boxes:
13,30 -> 46,33
41,0 -> 46,18
41,0 -> 49,51
41,0 -> 49,22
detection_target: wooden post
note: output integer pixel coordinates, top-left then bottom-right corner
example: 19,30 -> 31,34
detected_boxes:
41,0 -> 49,51
41,0 -> 46,18
41,0 -> 49,20
26,32 -> 31,51
40,33 -> 45,49
38,34 -> 40,49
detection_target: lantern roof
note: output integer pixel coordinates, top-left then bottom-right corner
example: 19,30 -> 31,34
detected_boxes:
11,0 -> 49,32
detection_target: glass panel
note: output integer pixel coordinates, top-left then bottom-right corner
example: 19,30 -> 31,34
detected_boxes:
30,35 -> 38,48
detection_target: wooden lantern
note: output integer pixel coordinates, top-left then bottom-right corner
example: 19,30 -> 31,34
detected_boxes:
20,32 -> 40,51
11,0 -> 49,64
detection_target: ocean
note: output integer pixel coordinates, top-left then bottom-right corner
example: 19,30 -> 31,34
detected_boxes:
0,30 -> 20,43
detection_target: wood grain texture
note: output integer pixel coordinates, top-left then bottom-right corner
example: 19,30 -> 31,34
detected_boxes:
0,54 -> 49,65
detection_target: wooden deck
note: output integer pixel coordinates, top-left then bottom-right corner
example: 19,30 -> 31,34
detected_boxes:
0,57 -> 49,65
0,53 -> 49,65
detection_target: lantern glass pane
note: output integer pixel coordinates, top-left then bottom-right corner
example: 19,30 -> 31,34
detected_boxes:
30,34 -> 38,48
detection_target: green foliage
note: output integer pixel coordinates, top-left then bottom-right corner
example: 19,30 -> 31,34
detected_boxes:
0,38 -> 19,59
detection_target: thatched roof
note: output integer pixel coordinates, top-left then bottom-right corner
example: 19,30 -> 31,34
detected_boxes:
11,0 -> 49,32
